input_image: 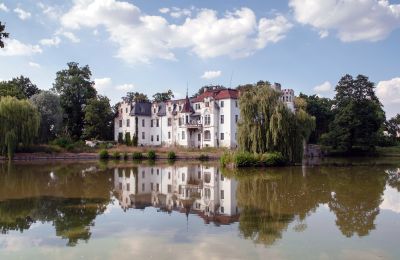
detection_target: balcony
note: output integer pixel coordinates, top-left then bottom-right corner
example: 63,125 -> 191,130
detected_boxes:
183,120 -> 203,129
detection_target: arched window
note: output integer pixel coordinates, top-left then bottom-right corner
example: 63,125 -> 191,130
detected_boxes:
204,130 -> 211,140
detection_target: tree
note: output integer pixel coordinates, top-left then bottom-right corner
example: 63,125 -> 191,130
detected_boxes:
152,89 -> 174,102
192,85 -> 225,98
53,62 -> 97,141
125,92 -> 149,103
385,114 -> 400,144
0,76 -> 40,99
299,93 -> 334,143
83,96 -> 113,140
237,83 -> 315,162
0,22 -> 9,48
30,91 -> 63,143
0,96 -> 40,159
322,75 -> 385,152
0,81 -> 25,99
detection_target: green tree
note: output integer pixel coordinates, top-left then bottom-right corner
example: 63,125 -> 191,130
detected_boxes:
83,95 -> 113,140
0,81 -> 25,99
152,89 -> 174,102
53,62 -> 97,140
125,92 -> 149,103
299,93 -> 334,143
322,75 -> 385,152
0,21 -> 9,48
0,76 -> 40,99
0,96 -> 40,159
385,114 -> 400,144
192,85 -> 225,98
30,91 -> 63,143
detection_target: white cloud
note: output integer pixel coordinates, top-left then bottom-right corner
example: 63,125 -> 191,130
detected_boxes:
56,30 -> 80,43
159,8 -> 169,14
201,70 -> 222,80
116,83 -> 135,91
28,61 -> 41,68
14,7 -> 31,20
0,39 -> 42,56
39,36 -> 61,47
37,2 -> 61,20
60,0 -> 292,63
289,0 -> 400,42
95,77 -> 113,90
0,3 -> 9,12
170,7 -> 192,18
376,77 -> 400,118
314,81 -> 332,93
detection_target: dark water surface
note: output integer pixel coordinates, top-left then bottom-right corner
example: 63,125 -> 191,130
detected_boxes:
0,160 -> 399,259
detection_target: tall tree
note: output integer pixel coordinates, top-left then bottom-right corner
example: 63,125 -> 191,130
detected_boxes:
52,62 -> 96,141
0,96 -> 40,159
0,22 -> 9,48
30,91 -> 63,143
125,92 -> 149,103
0,76 -> 40,99
152,89 -> 174,102
322,75 -> 385,152
83,95 -> 113,140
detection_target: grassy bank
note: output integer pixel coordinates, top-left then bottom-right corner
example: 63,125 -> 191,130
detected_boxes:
220,151 -> 287,168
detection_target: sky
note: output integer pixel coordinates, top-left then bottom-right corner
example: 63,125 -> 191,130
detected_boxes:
0,0 -> 399,117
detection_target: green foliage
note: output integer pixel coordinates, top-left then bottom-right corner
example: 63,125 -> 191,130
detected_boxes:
147,150 -> 156,160
112,151 -> 121,160
30,91 -> 63,143
167,151 -> 176,160
323,75 -> 385,153
153,90 -> 174,102
123,152 -> 128,160
385,114 -> 400,145
125,92 -> 149,103
125,132 -> 132,146
117,133 -> 123,144
132,134 -> 138,147
198,154 -> 209,161
221,151 -> 287,168
0,76 -> 40,100
99,149 -> 109,160
52,62 -> 97,141
0,96 -> 40,159
238,83 -> 315,163
0,21 -> 9,48
83,95 -> 113,140
132,152 -> 143,160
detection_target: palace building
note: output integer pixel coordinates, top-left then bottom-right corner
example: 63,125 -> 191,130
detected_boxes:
114,84 -> 295,149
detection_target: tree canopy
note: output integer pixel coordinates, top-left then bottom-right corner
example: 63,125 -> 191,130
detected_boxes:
83,95 -> 113,140
152,89 -> 174,102
0,76 -> 40,99
125,92 -> 149,103
0,21 -> 9,48
385,114 -> 400,144
53,62 -> 97,141
0,96 -> 40,159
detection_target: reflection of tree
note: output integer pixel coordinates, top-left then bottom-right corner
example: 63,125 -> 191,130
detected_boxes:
0,162 -> 112,246
386,168 -> 400,192
327,167 -> 387,237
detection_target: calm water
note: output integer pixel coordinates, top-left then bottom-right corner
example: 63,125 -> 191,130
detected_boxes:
0,160 -> 399,259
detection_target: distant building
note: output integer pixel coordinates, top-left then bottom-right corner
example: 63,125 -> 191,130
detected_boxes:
114,85 -> 295,149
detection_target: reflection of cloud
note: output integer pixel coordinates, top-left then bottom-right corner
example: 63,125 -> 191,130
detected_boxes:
340,248 -> 389,260
380,186 -> 400,214
0,236 -> 42,252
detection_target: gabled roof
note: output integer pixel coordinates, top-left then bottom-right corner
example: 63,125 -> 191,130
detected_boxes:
191,88 -> 238,103
181,94 -> 194,113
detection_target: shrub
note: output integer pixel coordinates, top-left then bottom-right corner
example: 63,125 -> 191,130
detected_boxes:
118,133 -> 123,144
260,152 -> 286,166
234,152 -> 258,167
123,152 -> 129,160
125,132 -> 132,146
132,135 -> 138,147
220,152 -> 234,167
51,136 -> 73,148
99,149 -> 109,160
147,150 -> 156,160
132,152 -> 143,160
167,151 -> 176,160
198,154 -> 209,161
112,151 -> 121,160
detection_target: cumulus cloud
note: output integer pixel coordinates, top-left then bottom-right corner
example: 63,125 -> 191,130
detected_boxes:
37,2 -> 62,20
159,8 -> 170,14
314,81 -> 332,93
39,36 -> 61,47
201,70 -> 222,80
289,0 -> 400,42
60,31 -> 80,43
169,7 -> 192,18
116,83 -> 135,91
28,61 -> 41,68
0,39 -> 42,56
0,3 -> 9,12
95,77 -> 113,90
60,0 -> 292,63
14,7 -> 31,20
376,77 -> 400,118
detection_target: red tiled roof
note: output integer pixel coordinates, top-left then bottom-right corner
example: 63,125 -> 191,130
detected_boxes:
191,88 -> 238,103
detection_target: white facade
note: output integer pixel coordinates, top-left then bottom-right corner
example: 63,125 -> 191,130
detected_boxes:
115,86 -> 295,149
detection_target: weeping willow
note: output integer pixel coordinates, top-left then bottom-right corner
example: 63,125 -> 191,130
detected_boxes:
237,84 -> 315,163
0,96 -> 40,159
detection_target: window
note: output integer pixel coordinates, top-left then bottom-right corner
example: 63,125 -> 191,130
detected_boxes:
142,132 -> 145,139
205,188 -> 211,198
156,119 -> 159,127
157,135 -> 159,141
151,120 -> 153,127
150,182 -> 153,191
182,173 -> 185,182
168,185 -> 172,193
182,131 -> 185,140
205,102 -> 209,107
142,183 -> 145,191
204,115 -> 211,125
119,182 -> 122,190
221,190 -> 224,199
220,133 -> 224,140
168,172 -> 171,179
119,120 -> 122,127
168,132 -> 171,139
168,106 -> 171,112
220,101 -> 224,107
179,105 -> 182,111
151,168 -> 153,174
142,119 -> 145,127
156,183 -> 159,192
127,183 -> 130,192
235,101 -> 238,107
142,170 -> 145,178
221,174 -> 224,181
235,115 -> 238,123
168,118 -> 172,126
198,171 -> 201,179
204,130 -> 211,140
151,135 -> 154,142
157,169 -> 159,175
178,118 -> 182,126
126,107 -> 128,113
127,119 -> 130,127
220,115 -> 224,124
221,206 -> 224,213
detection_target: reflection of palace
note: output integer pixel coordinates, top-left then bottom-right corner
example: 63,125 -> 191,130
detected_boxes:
114,165 -> 239,224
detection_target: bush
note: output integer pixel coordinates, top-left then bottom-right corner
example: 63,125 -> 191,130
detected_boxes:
167,151 -> 176,160
132,152 -> 143,160
132,135 -> 138,147
99,149 -> 109,160
260,152 -> 286,166
123,152 -> 129,160
51,136 -> 73,148
234,152 -> 258,167
118,133 -> 123,144
125,132 -> 132,146
112,151 -> 121,160
147,150 -> 156,160
198,154 -> 209,161
220,152 -> 234,167
221,151 -> 287,168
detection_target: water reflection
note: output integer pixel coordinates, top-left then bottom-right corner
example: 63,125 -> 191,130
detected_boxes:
0,162 -> 399,249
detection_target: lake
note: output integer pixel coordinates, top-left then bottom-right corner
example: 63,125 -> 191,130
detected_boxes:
0,160 -> 399,259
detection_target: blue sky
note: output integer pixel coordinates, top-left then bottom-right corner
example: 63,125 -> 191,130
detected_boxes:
0,0 -> 399,117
